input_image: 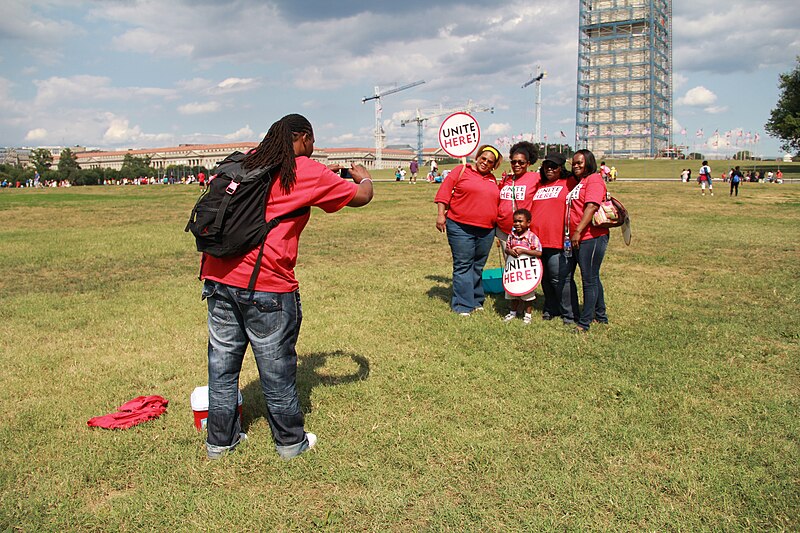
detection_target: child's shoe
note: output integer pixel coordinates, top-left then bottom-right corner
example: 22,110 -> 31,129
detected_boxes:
523,313 -> 532,325
503,312 -> 517,322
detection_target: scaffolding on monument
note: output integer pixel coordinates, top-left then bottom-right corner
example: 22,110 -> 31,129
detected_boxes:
575,0 -> 672,158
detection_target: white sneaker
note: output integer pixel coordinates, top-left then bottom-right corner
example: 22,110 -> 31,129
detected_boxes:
523,313 -> 532,325
306,432 -> 317,449
473,306 -> 484,312
503,312 -> 517,322
458,312 -> 471,317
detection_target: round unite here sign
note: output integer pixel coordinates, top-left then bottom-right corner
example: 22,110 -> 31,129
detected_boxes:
438,112 -> 480,159
502,255 -> 543,297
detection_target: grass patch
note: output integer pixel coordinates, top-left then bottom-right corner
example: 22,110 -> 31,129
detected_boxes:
0,182 -> 798,530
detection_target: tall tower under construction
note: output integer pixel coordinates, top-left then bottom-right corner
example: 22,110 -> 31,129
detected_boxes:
575,0 -> 672,158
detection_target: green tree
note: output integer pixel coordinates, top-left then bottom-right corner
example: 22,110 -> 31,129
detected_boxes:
74,168 -> 104,186
58,148 -> 81,174
30,148 -> 53,174
120,153 -> 154,179
765,56 -> 800,154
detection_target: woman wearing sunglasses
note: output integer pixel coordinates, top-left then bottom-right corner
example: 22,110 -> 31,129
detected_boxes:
496,141 -> 540,247
529,152 -> 579,324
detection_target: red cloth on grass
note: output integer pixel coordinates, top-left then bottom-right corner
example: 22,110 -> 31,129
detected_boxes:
87,395 -> 169,429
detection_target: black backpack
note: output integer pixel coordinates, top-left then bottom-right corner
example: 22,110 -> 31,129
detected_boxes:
185,151 -> 309,290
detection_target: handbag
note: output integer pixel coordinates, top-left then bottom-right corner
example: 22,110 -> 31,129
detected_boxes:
591,192 -> 627,228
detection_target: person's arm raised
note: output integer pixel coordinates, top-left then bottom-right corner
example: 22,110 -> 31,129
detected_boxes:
347,164 -> 374,207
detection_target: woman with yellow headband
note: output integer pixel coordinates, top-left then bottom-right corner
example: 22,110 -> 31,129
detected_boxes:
434,144 -> 503,316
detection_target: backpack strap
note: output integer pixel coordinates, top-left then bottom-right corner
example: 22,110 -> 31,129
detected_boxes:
246,206 -> 312,291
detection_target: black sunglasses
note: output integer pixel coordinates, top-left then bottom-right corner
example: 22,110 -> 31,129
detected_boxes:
510,160 -> 528,166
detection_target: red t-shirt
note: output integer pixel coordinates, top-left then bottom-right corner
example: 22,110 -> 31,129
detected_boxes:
201,156 -> 358,292
434,164 -> 499,228
496,171 -> 541,234
567,172 -> 609,241
529,177 -> 578,249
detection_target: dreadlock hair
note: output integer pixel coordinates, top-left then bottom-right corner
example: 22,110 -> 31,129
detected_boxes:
243,113 -> 313,193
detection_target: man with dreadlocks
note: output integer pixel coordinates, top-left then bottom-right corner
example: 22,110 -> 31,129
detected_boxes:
200,114 -> 373,460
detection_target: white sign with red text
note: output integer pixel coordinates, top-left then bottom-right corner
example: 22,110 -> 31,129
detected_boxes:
438,112 -> 480,158
502,255 -> 543,297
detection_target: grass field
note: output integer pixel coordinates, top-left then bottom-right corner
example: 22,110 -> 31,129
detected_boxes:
0,179 -> 798,531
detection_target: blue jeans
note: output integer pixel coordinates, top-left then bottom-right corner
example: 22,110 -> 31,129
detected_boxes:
202,280 -> 312,459
573,235 -> 608,329
446,218 -> 495,313
540,248 -> 578,323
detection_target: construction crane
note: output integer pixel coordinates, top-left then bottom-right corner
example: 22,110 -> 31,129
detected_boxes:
362,80 -> 425,170
400,100 -> 494,168
522,65 -> 546,145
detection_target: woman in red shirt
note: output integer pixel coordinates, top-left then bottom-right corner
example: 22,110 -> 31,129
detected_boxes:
530,153 -> 579,323
496,141 -> 540,247
434,145 -> 502,315
568,149 -> 610,332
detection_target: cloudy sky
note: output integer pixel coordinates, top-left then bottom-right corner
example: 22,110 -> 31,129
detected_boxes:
1,0 -> 799,157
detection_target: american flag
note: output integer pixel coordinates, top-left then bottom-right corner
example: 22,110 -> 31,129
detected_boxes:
696,129 -> 704,137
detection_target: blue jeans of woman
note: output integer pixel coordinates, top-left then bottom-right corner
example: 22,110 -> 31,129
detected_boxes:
540,247 -> 578,323
446,218 -> 495,313
573,234 -> 608,329
203,280 -> 311,459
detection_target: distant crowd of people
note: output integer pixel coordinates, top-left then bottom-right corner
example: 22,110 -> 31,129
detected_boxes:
0,177 -> 71,188
100,172 -> 207,186
681,163 -> 785,197
1,171 -> 209,189
681,166 -> 784,185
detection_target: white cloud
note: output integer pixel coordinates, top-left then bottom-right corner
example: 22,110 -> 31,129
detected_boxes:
24,128 -> 47,141
704,105 -> 729,114
677,86 -> 717,107
224,125 -> 255,141
103,116 -> 142,144
101,114 -> 172,146
485,123 -> 511,135
673,0 -> 800,73
329,133 -> 358,145
33,76 -> 175,106
178,101 -> 221,115
673,73 -> 688,90
113,28 -> 193,57
215,78 -> 259,93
